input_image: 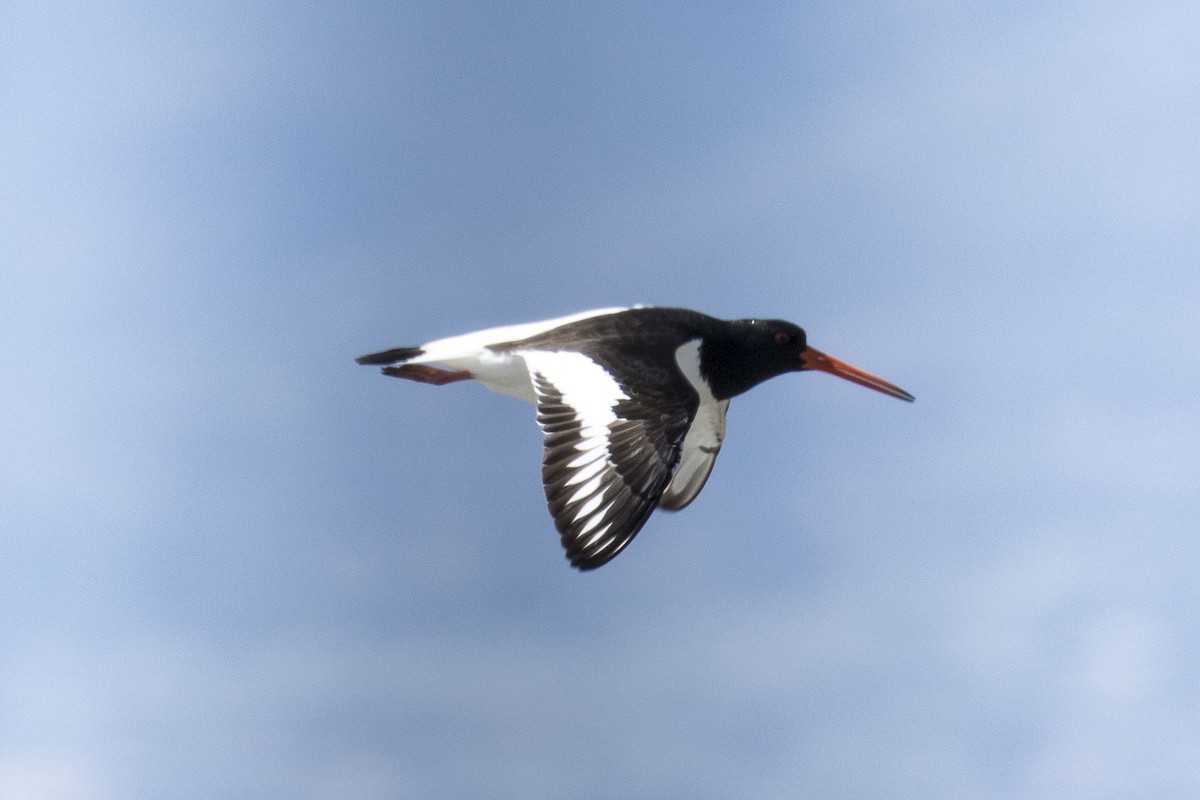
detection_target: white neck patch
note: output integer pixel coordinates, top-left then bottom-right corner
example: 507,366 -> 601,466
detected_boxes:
674,339 -> 716,403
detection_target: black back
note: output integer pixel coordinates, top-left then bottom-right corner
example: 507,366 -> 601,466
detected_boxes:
494,307 -> 807,401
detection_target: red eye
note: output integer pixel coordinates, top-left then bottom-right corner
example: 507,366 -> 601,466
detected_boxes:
773,331 -> 790,345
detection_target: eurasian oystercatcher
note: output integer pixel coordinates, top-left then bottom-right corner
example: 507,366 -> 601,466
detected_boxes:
357,307 -> 913,570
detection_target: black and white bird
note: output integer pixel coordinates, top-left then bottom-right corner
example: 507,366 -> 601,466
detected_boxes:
357,306 -> 913,570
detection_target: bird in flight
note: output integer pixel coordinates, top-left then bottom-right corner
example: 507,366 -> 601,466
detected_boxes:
357,306 -> 913,570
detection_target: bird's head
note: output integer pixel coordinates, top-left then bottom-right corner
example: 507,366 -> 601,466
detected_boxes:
707,318 -> 914,402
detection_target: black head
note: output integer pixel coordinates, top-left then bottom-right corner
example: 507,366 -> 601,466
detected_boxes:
700,319 -> 809,399
701,317 -> 915,402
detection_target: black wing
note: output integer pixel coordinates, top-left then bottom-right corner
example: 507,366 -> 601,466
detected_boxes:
528,358 -> 695,570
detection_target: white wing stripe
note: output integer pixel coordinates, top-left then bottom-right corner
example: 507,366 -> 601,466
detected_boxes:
573,492 -> 606,523
565,457 -> 608,486
567,449 -> 604,469
576,505 -> 609,536
575,434 -> 608,452
583,522 -> 614,550
567,474 -> 604,505
524,350 -> 629,427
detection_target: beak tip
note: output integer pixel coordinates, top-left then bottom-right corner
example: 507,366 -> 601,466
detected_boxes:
802,346 -> 914,403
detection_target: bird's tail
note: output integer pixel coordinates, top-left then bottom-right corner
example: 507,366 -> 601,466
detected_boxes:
354,346 -> 425,365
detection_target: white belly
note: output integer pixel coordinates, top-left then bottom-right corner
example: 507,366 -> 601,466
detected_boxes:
441,349 -> 538,403
408,307 -> 631,404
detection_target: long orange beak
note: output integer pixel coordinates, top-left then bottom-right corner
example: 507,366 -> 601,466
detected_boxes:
800,347 -> 915,402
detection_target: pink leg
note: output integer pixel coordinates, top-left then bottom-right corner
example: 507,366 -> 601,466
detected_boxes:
382,364 -> 474,386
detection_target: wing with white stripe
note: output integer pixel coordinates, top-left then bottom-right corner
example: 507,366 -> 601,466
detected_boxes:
658,339 -> 729,510
525,351 -> 693,570
659,398 -> 729,510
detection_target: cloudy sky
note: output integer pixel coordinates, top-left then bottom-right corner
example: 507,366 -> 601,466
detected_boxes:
4,1 -> 1199,798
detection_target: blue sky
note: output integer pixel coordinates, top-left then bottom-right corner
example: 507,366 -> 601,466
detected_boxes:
4,1 -> 1199,797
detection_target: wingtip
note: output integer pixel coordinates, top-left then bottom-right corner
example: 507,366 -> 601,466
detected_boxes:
567,549 -> 619,572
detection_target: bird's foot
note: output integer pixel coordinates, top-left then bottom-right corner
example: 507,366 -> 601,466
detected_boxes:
381,364 -> 474,386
